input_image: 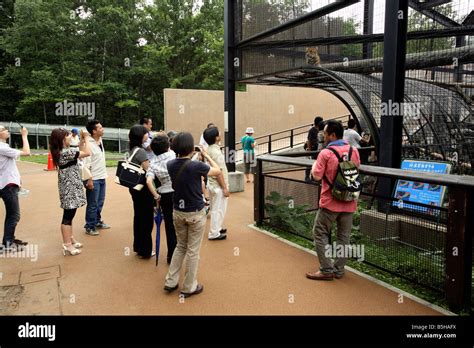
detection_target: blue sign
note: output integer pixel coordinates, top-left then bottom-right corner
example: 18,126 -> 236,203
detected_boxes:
393,160 -> 451,215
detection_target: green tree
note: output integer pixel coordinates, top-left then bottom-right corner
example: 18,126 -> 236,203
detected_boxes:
0,0 -> 19,122
0,0 -> 226,129
407,4 -> 457,54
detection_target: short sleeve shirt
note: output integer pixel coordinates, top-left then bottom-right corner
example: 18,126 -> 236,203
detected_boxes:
307,127 -> 319,151
129,147 -> 148,166
167,158 -> 210,212
312,144 -> 360,213
146,150 -> 176,194
142,132 -> 154,160
343,129 -> 362,148
241,135 -> 255,153
207,144 -> 228,190
0,142 -> 21,189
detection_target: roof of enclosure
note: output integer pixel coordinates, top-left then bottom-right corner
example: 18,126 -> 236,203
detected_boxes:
234,0 -> 474,173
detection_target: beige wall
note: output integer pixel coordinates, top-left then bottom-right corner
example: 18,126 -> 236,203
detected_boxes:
164,85 -> 349,144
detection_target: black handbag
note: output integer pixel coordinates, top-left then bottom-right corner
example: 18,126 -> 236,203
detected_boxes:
115,148 -> 147,191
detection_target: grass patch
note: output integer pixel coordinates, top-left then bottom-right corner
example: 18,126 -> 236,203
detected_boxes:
21,155 -> 118,167
260,222 -> 471,315
20,155 -> 48,165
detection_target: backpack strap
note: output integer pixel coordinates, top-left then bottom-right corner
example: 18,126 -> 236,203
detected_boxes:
321,146 -> 351,188
325,147 -> 343,162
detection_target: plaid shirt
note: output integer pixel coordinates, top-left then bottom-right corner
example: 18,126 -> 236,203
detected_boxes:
146,150 -> 176,194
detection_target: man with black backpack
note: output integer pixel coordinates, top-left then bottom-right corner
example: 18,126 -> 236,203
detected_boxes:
306,120 -> 361,281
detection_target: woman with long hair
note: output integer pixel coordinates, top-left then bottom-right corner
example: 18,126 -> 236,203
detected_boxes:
128,124 -> 154,258
50,128 -> 91,256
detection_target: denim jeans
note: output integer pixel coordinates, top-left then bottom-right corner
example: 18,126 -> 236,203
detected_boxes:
0,185 -> 20,246
84,179 -> 106,229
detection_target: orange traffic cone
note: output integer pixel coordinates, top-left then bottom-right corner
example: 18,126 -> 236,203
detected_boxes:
44,152 -> 55,171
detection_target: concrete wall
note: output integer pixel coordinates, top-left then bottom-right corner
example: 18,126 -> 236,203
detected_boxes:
164,85 -> 349,144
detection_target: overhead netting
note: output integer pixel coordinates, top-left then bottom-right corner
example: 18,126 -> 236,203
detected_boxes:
235,0 -> 474,174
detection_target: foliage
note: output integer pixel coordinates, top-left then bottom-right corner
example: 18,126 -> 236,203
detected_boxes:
21,153 -> 119,167
407,4 -> 457,54
0,0 -> 225,129
262,195 -> 473,313
264,191 -> 315,239
261,221 -> 471,314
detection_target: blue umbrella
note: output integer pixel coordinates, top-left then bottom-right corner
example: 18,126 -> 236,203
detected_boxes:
154,207 -> 163,266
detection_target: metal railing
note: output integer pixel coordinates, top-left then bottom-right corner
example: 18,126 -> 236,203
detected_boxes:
228,114 -> 351,163
4,122 -> 130,152
254,153 -> 474,312
7,115 -> 351,156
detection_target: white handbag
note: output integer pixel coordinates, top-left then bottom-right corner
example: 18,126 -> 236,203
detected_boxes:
79,160 -> 92,181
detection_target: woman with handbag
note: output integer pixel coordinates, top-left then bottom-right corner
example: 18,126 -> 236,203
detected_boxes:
50,128 -> 91,256
127,124 -> 154,259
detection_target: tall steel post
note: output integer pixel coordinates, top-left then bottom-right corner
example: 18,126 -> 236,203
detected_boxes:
224,0 -> 236,172
379,0 -> 409,200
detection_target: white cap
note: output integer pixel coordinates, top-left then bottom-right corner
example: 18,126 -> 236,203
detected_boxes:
245,127 -> 254,134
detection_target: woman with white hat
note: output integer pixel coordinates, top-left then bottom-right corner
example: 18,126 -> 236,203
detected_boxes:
241,127 -> 256,183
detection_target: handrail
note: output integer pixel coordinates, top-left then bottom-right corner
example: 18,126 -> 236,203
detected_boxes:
255,154 -> 473,312
258,154 -> 474,188
236,114 -> 351,146
274,147 -> 376,158
239,123 -> 310,145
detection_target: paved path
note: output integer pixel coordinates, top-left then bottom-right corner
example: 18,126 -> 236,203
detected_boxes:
0,161 -> 446,315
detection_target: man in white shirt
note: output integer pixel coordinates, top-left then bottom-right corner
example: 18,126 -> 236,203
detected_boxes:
139,117 -> 155,161
203,127 -> 229,241
0,124 -> 30,251
343,119 -> 362,148
83,120 -> 109,235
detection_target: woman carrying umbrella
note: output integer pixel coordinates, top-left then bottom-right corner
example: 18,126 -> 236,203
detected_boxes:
146,132 -> 177,265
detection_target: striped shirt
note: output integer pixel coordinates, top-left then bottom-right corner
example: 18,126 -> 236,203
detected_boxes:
146,150 -> 176,194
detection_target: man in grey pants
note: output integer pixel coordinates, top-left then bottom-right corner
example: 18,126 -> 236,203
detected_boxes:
306,120 -> 360,280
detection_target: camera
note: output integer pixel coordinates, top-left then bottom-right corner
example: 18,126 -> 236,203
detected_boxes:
194,146 -> 201,152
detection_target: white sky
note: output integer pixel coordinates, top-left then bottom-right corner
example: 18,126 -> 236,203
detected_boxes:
311,0 -> 474,34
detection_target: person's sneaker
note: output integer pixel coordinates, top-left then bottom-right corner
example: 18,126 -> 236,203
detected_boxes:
96,221 -> 111,229
85,228 -> 100,236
